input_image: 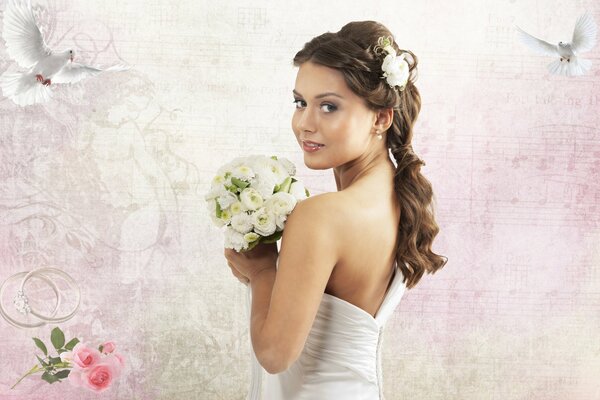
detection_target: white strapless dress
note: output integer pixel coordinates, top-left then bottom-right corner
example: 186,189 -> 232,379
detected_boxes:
245,261 -> 407,400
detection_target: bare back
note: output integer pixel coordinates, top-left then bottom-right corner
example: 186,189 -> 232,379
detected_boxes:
324,173 -> 400,318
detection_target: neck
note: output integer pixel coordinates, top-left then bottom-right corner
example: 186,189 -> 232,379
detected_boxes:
333,143 -> 394,191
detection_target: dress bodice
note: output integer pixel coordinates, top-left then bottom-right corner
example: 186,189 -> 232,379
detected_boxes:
245,261 -> 407,400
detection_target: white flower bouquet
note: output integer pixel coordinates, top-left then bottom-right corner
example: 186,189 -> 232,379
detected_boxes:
205,155 -> 310,252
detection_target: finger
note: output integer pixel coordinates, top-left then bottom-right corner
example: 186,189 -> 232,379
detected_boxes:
227,261 -> 246,280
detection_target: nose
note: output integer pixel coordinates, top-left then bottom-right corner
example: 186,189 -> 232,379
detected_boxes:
296,104 -> 316,134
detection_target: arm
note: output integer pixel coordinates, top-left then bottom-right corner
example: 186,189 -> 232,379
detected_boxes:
249,267 -> 276,369
250,194 -> 339,374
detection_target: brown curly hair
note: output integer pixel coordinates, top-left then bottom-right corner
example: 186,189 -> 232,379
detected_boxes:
292,21 -> 447,289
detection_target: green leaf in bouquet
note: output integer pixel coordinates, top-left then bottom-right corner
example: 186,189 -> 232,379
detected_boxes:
305,188 -> 310,197
48,356 -> 62,365
279,176 -> 292,193
41,371 -> 60,384
273,183 -> 280,193
224,172 -> 232,178
245,240 -> 261,251
64,337 -> 80,351
215,200 -> 222,218
231,177 -> 250,189
271,155 -> 278,160
32,337 -> 48,356
36,355 -> 49,368
50,327 -> 65,350
226,185 -> 238,193
262,231 -> 283,243
54,369 -> 70,379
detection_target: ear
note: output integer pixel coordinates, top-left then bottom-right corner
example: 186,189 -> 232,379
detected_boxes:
372,107 -> 394,132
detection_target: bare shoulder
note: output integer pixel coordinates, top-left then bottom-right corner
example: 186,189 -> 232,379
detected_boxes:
292,191 -> 352,220
287,192 -> 347,243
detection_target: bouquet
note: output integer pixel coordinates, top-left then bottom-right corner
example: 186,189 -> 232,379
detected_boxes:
11,326 -> 125,393
205,155 -> 309,252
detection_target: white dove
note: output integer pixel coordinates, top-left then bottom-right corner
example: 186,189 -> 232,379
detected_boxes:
0,0 -> 130,106
515,10 -> 597,76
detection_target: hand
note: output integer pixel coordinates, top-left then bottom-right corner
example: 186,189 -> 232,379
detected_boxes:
224,242 -> 279,284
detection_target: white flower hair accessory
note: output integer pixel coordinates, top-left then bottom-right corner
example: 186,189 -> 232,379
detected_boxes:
373,35 -> 410,91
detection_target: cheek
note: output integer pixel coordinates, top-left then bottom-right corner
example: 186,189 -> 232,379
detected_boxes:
291,113 -> 300,138
330,118 -> 363,147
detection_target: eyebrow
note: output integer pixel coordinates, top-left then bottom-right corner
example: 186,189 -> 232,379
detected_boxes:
292,89 -> 344,99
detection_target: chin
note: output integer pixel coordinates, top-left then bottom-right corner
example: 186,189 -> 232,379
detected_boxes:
303,157 -> 330,170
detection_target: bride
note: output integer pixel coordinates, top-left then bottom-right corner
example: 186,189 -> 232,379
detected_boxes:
224,20 -> 447,399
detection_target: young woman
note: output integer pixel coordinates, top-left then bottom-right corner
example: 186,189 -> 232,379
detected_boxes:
224,20 -> 447,399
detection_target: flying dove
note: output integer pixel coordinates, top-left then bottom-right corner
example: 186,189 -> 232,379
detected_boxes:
515,10 -> 597,76
0,0 -> 130,106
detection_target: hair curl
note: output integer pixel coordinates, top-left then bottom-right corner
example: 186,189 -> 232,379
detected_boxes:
292,21 -> 447,289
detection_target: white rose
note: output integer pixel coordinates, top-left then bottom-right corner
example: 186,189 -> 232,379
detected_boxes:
252,173 -> 279,199
254,157 -> 285,185
264,192 -> 296,216
204,183 -> 228,201
231,164 -> 255,181
381,53 -> 397,72
219,208 -> 232,225
244,231 -> 260,245
210,174 -> 226,189
383,53 -> 409,88
266,158 -> 289,183
252,207 -> 277,236
277,157 -> 296,176
210,214 -> 226,227
239,187 -> 263,211
229,201 -> 247,215
289,181 -> 308,201
224,227 -> 247,252
217,191 -> 238,210
230,212 -> 253,234
60,350 -> 73,363
386,68 -> 409,87
275,213 -> 287,230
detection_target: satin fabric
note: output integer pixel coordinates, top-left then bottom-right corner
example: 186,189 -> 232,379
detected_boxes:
246,261 -> 407,400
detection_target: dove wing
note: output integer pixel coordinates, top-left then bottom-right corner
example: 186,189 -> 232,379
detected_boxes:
571,10 -> 597,54
51,63 -> 103,84
52,62 -> 131,84
2,0 -> 52,69
515,25 -> 557,57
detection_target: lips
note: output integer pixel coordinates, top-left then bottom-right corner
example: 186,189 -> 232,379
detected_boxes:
302,140 -> 325,146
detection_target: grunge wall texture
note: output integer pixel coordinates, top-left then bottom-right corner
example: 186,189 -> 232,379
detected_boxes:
0,0 -> 598,399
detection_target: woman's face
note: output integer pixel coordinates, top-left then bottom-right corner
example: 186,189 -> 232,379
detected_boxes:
291,61 -> 378,170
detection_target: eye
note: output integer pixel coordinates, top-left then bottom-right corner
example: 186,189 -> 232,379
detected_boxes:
292,99 -> 304,109
321,103 -> 336,112
292,99 -> 337,113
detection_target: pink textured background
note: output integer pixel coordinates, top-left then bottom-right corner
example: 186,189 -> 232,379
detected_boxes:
0,0 -> 599,399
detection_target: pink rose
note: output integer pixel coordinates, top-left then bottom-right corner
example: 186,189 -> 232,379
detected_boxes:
68,367 -> 84,387
71,342 -> 102,369
101,341 -> 116,354
81,355 -> 122,392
